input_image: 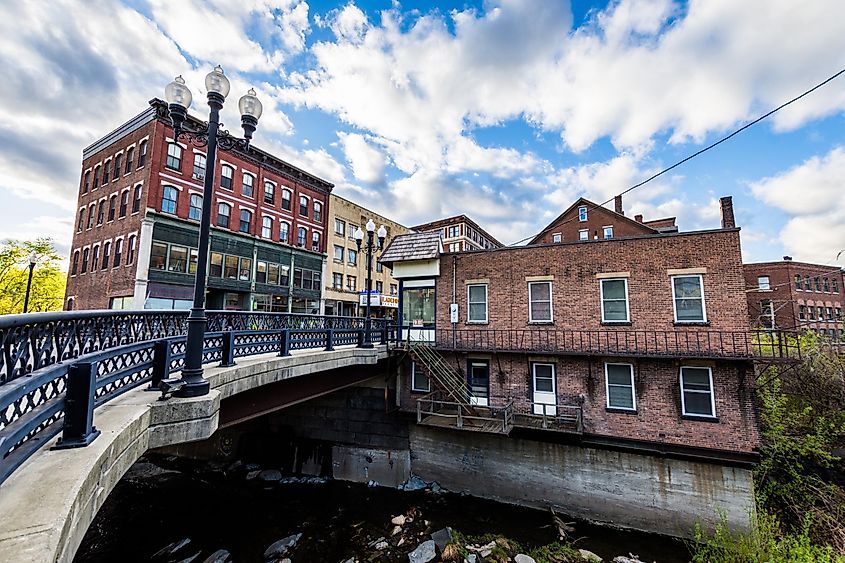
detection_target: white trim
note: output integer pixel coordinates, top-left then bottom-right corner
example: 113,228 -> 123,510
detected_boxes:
114,149 -> 124,157
263,178 -> 278,187
668,267 -> 708,275
220,159 -> 236,168
165,137 -> 188,149
138,135 -> 149,143
578,229 -> 589,241
192,148 -> 207,156
679,366 -> 717,418
124,142 -> 136,150
467,283 -> 488,323
297,217 -> 324,230
158,172 -> 196,188
241,169 -> 257,177
403,279 -> 435,288
528,281 -> 553,323
599,278 -> 630,323
605,362 -> 636,411
531,362 -> 557,415
671,274 -> 707,323
595,271 -> 630,279
235,201 -> 257,211
261,210 -> 278,220
410,361 -> 431,392
551,232 -> 562,243
161,183 -> 184,192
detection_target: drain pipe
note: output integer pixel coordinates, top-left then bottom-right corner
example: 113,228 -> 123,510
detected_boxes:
452,255 -> 457,349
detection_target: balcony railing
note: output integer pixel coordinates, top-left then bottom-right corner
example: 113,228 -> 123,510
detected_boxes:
424,328 -> 801,361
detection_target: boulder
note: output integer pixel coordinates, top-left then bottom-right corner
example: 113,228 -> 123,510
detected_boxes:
465,555 -> 477,563
375,541 -> 389,550
515,556 -> 537,563
392,525 -> 403,536
408,540 -> 437,563
263,533 -> 302,560
258,469 -> 282,482
391,515 -> 407,526
402,476 -> 427,491
612,555 -> 644,563
579,549 -> 603,562
430,527 -> 453,551
245,470 -> 261,480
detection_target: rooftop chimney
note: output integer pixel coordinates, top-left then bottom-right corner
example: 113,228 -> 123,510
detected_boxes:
634,214 -> 643,223
614,195 -> 624,215
783,256 -> 792,261
720,196 -> 735,229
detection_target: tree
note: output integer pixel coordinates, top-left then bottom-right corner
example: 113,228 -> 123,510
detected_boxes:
0,238 -> 66,315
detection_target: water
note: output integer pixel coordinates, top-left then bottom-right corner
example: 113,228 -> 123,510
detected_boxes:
75,455 -> 691,562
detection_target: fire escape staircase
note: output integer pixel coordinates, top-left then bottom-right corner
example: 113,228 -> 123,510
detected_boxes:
409,342 -> 513,435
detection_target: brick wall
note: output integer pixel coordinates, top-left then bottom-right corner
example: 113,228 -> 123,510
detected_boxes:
532,202 -> 656,245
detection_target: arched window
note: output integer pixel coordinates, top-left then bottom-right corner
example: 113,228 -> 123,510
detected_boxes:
220,165 -> 234,189
87,203 -> 96,229
92,165 -> 101,190
107,196 -> 116,222
71,250 -> 80,275
193,153 -> 207,179
77,208 -> 85,232
127,235 -> 137,265
297,227 -> 306,247
239,209 -> 252,233
91,245 -> 100,270
114,154 -> 122,177
132,184 -> 142,213
98,199 -> 106,224
81,248 -> 89,273
113,239 -> 123,267
262,216 -> 272,238
83,171 -> 90,194
281,189 -> 291,211
125,147 -> 134,173
264,182 -> 275,204
102,159 -> 111,184
166,143 -> 182,170
312,231 -> 321,252
138,140 -> 148,167
101,242 -> 110,270
217,202 -> 231,227
66,297 -> 75,311
189,194 -> 202,221
299,195 -> 308,217
279,221 -> 289,243
161,186 -> 178,214
119,190 -> 129,217
242,174 -> 254,197
313,201 -> 322,222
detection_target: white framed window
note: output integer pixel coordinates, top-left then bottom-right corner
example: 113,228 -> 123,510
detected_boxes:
578,206 -> 588,222
672,275 -> 707,322
552,233 -> 562,243
335,218 -> 346,236
333,245 -> 344,262
166,143 -> 182,170
605,363 -> 636,410
467,284 -> 488,323
348,248 -> 358,265
242,173 -> 254,197
528,281 -> 553,323
411,362 -> 430,392
262,216 -> 272,238
192,154 -> 206,179
600,278 -> 629,322
603,226 -> 613,239
579,229 -> 588,241
757,276 -> 771,290
220,165 -> 234,190
279,221 -> 289,243
680,366 -> 716,418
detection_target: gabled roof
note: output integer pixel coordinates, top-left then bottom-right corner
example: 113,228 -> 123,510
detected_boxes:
410,214 -> 503,247
528,197 -> 659,244
379,231 -> 442,267
643,217 -> 677,231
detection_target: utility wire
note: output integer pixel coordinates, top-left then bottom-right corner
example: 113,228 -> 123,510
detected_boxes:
509,66 -> 845,247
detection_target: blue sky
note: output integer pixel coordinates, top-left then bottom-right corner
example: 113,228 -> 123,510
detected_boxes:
0,0 -> 843,268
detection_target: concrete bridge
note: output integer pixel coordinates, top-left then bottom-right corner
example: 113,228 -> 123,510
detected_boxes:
0,310 -> 389,563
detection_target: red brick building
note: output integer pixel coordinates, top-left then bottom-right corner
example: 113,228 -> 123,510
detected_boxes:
744,258 -> 843,339
410,215 -> 502,252
65,99 -> 332,313
383,197 -> 765,462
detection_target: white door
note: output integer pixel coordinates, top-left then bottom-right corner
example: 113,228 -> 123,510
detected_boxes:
532,363 -> 557,416
468,361 -> 490,407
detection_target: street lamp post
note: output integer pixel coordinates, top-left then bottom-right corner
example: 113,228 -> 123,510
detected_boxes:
354,220 -> 387,348
163,66 -> 263,397
23,252 -> 37,313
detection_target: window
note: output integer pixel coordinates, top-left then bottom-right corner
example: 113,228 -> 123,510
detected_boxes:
528,281 -> 553,322
127,235 -> 136,265
138,141 -> 147,167
333,245 -> 344,262
672,275 -> 706,322
113,238 -> 123,267
376,261 -> 383,273
826,307 -> 834,320
603,226 -> 613,239
297,227 -> 306,247
224,255 -> 239,279
255,261 -> 268,284
299,195 -> 308,217
239,257 -> 252,281
93,165 -> 100,190
346,275 -> 357,291
805,276 -> 812,292
448,243 -> 460,252
189,194 -> 202,221
264,182 -> 274,204
242,174 -> 254,197
71,251 -> 79,275
114,154 -> 122,177
279,222 -> 289,243
312,231 -> 321,252
833,279 -> 839,293
81,248 -> 89,273
101,242 -> 110,270
808,306 -> 816,321
168,245 -> 188,273
815,277 -> 822,292
83,171 -> 90,194
91,245 -> 100,271
390,284 -> 398,296
220,165 -> 233,190
132,185 -> 142,213
87,203 -> 95,229
209,252 -> 223,277
119,191 -> 129,218
335,219 -> 346,236
760,300 -> 774,328
758,276 -> 771,290
411,362 -> 430,392
332,273 -> 343,289
600,278 -> 629,322
467,284 -> 488,323
166,143 -> 182,170
193,154 -> 206,179
161,186 -> 178,214
448,225 -> 460,238
552,233 -> 562,243
376,281 -> 384,293
102,159 -> 111,184
280,264 -> 290,286
680,367 -> 716,418
799,305 -> 806,320
281,189 -> 291,211
314,201 -> 322,222
239,209 -> 252,233
265,263 -> 279,285
348,225 -> 358,240
605,363 -> 635,410
188,250 -> 198,275
823,277 -> 831,293
262,216 -> 272,238
795,275 -> 803,290
578,229 -> 588,241
125,147 -> 133,174
348,248 -> 358,265
578,205 -> 588,221
217,203 -> 231,227
100,199 -> 108,224
77,208 -> 85,232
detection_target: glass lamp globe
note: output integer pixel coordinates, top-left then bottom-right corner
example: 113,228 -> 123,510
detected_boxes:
366,219 -> 376,233
377,225 -> 387,238
239,88 -> 263,119
205,65 -> 231,98
354,227 -> 364,241
164,76 -> 193,109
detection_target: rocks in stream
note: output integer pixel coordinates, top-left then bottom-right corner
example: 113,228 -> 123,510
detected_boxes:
263,533 -> 302,560
258,469 -> 282,482
514,555 -> 537,563
579,549 -> 603,562
202,549 -> 231,563
612,555 -> 645,563
407,539 -> 437,563
430,527 -> 453,551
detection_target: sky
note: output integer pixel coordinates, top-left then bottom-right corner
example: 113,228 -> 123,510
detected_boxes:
0,0 -> 844,269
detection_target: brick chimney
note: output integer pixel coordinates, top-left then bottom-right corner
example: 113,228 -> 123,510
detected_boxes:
720,196 -> 735,229
614,195 -> 624,215
634,214 -> 643,223
783,256 -> 792,261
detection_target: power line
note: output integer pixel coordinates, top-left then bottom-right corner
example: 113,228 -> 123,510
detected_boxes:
509,66 -> 845,247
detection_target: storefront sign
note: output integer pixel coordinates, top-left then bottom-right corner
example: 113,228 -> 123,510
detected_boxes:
359,291 -> 380,307
381,295 -> 399,308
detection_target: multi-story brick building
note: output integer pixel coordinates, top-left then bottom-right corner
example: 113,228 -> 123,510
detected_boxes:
529,195 -> 678,245
64,99 -> 332,313
410,215 -> 502,252
744,257 -> 844,339
324,194 -> 409,317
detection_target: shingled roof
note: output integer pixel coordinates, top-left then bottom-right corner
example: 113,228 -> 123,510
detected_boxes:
379,231 -> 442,267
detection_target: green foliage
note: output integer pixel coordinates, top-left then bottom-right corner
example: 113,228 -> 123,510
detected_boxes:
527,541 -> 584,563
447,531 -> 581,563
0,238 -> 66,314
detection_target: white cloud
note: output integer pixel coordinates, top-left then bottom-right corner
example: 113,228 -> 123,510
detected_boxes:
749,147 -> 845,263
338,132 -> 387,183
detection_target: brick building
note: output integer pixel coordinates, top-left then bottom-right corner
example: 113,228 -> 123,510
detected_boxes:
744,257 -> 844,338
410,215 -> 502,252
324,194 -> 409,317
64,99 -> 332,312
530,195 -> 678,245
382,196 -> 765,462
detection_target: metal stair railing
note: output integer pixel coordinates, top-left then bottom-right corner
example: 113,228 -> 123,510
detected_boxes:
409,342 -> 473,406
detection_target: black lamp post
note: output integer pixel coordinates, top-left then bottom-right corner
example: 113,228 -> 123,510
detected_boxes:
23,252 -> 37,313
163,66 -> 263,397
354,219 -> 387,348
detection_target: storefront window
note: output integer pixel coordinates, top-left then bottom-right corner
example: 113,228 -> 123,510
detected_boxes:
239,257 -> 252,281
224,255 -> 239,279
210,252 -> 223,277
150,242 -> 167,270
402,286 -> 435,327
256,261 -> 267,284
268,263 -> 280,285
